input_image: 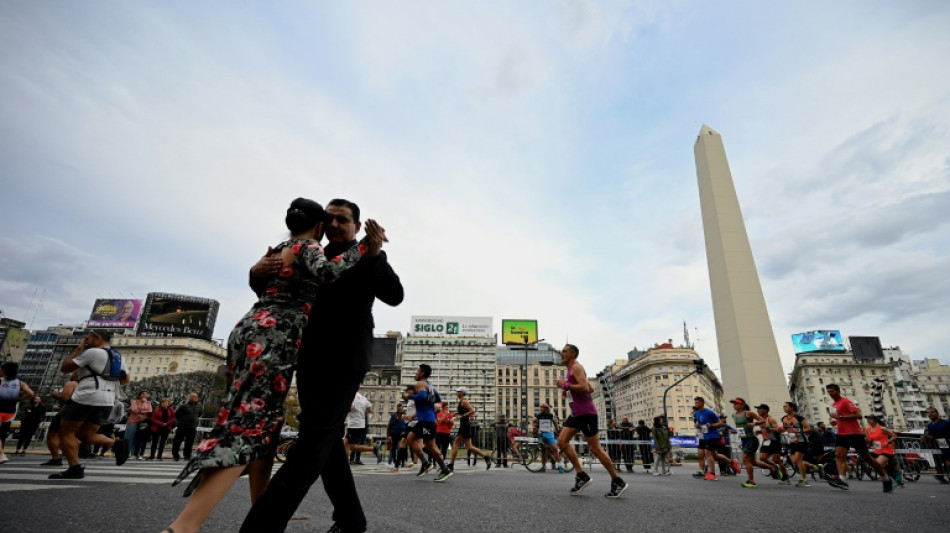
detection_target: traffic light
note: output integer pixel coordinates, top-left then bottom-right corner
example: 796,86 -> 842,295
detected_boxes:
692,359 -> 706,372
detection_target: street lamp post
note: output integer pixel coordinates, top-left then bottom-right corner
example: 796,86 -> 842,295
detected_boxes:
520,336 -> 545,436
661,359 -> 706,434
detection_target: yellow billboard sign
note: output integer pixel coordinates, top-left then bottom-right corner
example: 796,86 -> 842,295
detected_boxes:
501,319 -> 538,345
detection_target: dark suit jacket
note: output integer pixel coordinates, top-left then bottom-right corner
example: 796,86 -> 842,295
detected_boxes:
251,242 -> 403,411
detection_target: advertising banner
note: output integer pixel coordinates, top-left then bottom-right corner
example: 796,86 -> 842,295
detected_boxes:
501,319 -> 538,345
137,292 -> 219,340
791,330 -> 845,354
410,316 -> 493,338
87,299 -> 143,328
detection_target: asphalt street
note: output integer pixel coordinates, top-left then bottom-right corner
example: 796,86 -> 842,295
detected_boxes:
2,454 -> 948,532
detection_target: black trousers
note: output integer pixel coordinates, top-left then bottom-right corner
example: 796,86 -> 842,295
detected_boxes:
172,427 -> 197,460
436,432 -> 452,458
241,343 -> 368,533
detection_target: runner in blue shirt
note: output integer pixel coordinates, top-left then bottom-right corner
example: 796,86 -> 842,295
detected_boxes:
402,364 -> 453,482
693,397 -> 730,480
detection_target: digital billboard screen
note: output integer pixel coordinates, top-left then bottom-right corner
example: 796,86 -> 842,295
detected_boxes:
136,292 -> 219,340
849,336 -> 884,360
501,319 -> 538,345
791,330 -> 845,354
87,298 -> 143,328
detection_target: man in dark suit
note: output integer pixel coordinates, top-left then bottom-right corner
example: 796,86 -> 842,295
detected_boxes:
241,199 -> 403,533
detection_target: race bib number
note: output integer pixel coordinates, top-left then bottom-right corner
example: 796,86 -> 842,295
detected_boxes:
873,441 -> 882,450
762,439 -> 771,446
539,419 -> 554,433
937,438 -> 949,449
787,432 -> 798,443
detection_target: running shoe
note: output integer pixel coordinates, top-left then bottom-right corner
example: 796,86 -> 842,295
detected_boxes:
827,477 -> 850,491
113,439 -> 129,466
570,472 -> 592,494
731,459 -> 741,474
704,472 -> 717,481
605,477 -> 627,499
484,455 -> 492,470
48,465 -> 85,479
434,468 -> 454,483
416,460 -> 433,477
692,470 -> 706,479
558,465 -> 565,474
0,453 -> 8,465
741,480 -> 757,488
894,471 -> 904,487
768,465 -> 779,479
795,480 -> 810,488
882,477 -> 894,493
652,470 -> 660,476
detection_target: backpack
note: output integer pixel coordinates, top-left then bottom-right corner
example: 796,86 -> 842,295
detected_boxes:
0,378 -> 20,402
81,347 -> 126,387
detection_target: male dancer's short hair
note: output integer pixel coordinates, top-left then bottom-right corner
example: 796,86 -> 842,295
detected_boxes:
419,364 -> 432,378
564,343 -> 579,357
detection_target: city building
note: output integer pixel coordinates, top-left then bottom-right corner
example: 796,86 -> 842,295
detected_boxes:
694,125 -> 788,405
788,352 -> 905,429
593,343 -> 725,434
360,332 -> 405,438
886,347 -> 930,430
913,358 -> 950,417
399,316 -> 497,425
115,334 -> 226,380
17,329 -> 60,392
495,343 -> 563,428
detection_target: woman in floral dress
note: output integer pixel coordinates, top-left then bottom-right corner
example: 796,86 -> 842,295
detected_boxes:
164,198 -> 384,533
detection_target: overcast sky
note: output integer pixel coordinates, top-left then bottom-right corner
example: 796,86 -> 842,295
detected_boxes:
2,1 -> 948,379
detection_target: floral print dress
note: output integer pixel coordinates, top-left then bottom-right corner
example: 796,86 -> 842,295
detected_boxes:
174,238 -> 364,495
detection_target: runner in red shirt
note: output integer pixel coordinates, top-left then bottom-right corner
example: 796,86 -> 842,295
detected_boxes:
825,383 -> 892,492
435,403 -> 455,459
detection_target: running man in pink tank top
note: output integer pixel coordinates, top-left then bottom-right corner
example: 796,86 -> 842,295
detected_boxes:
555,344 -> 627,498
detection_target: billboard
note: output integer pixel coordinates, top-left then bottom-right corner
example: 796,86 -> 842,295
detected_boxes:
410,316 -> 493,338
791,330 -> 845,354
137,292 -> 219,340
87,299 -> 143,328
501,319 -> 538,345
850,336 -> 885,360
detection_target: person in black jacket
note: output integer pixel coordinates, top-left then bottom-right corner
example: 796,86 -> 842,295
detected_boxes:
172,392 -> 200,461
241,199 -> 402,533
14,396 -> 46,455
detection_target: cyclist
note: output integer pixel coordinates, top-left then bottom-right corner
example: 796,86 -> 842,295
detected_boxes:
781,401 -> 813,487
865,415 -> 902,486
729,398 -> 775,488
534,403 -> 564,473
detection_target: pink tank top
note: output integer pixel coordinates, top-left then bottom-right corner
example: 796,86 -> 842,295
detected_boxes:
566,364 -> 597,416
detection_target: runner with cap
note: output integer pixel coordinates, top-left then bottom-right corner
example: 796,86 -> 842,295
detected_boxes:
534,402 -> 565,473
729,397 -> 776,488
447,386 -> 492,471
754,403 -> 789,484
825,383 -> 893,492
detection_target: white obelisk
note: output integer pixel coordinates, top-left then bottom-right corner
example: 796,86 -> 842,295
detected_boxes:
694,125 -> 788,405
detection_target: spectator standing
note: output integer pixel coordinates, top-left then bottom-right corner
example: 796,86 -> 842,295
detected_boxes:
435,403 -> 454,459
14,396 -> 46,455
386,404 -> 407,469
173,393 -> 201,461
493,415 -> 512,467
149,398 -> 176,460
635,419 -> 653,473
605,419 -> 621,467
619,417 -> 635,472
818,421 -> 836,448
127,390 -> 152,460
651,416 -> 672,475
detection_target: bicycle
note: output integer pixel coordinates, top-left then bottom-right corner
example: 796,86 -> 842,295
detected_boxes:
516,436 -> 574,473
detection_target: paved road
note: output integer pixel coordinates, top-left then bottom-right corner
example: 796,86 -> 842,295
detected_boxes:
1,454 -> 948,532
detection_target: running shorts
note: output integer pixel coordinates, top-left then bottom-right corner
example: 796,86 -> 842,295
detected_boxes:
539,431 -> 557,446
759,439 -> 781,455
563,414 -> 598,437
458,422 -> 475,440
698,438 -> 721,452
789,442 -> 809,454
835,433 -> 869,456
871,452 -> 898,470
49,413 -> 62,433
410,421 -> 437,441
59,400 -> 111,426
740,436 -> 759,456
345,427 -> 367,445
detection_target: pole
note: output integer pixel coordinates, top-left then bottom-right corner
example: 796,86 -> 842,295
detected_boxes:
661,359 -> 706,433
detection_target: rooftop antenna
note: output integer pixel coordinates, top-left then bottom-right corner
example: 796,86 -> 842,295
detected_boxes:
683,321 -> 692,349
28,288 -> 47,330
